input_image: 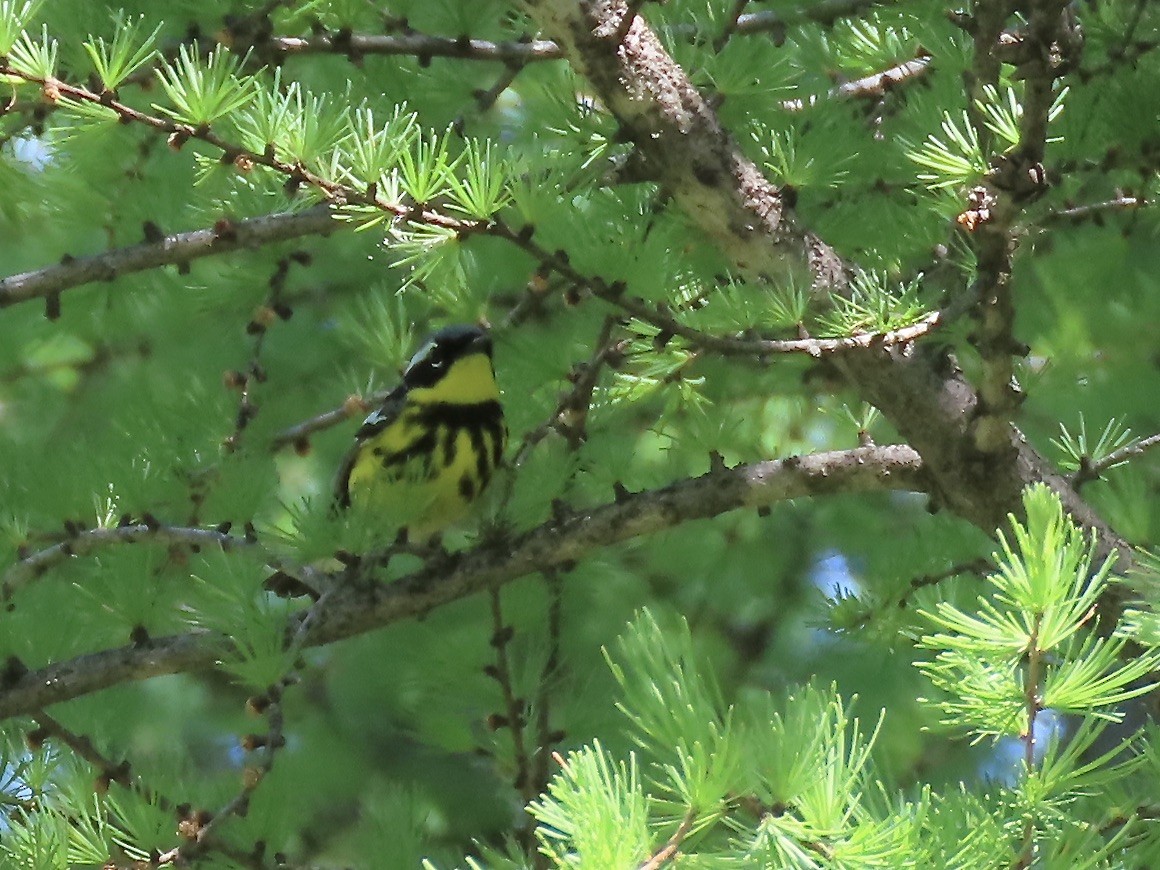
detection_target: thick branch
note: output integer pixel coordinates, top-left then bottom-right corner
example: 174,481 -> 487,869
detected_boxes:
527,1 -> 847,288
0,445 -> 924,719
968,0 -> 1071,454
522,0 -> 1134,587
0,207 -> 339,309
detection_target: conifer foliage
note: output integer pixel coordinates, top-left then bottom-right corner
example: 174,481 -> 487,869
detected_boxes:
0,0 -> 1159,866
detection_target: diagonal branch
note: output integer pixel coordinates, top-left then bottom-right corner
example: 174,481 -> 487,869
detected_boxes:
521,0 -> 1133,591
781,55 -> 932,111
0,207 -> 339,309
484,220 -> 933,356
0,445 -> 925,719
1075,432 -> 1160,489
0,62 -> 471,236
639,807 -> 697,870
268,391 -> 383,453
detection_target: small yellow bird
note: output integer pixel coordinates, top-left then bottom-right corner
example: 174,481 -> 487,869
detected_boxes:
335,324 -> 506,540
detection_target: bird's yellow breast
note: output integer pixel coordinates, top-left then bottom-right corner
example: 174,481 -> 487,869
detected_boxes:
343,350 -> 505,539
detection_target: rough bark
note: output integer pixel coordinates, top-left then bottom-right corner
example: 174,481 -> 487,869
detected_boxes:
525,0 -> 1132,582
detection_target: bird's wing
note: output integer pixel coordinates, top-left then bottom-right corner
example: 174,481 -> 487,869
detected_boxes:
334,386 -> 406,507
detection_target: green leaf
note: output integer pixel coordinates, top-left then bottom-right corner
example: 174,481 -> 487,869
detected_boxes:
1052,414 -> 1135,475
905,111 -> 988,190
447,139 -> 511,219
0,0 -> 43,56
336,103 -> 419,190
819,270 -> 927,336
397,128 -> 459,205
527,741 -> 652,869
155,42 -> 255,126
82,14 -> 160,91
7,24 -> 55,79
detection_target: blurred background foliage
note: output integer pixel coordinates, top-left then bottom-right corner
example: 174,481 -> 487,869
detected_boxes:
0,0 -> 1158,865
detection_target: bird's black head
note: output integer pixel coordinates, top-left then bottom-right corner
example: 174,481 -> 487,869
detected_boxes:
403,324 -> 493,390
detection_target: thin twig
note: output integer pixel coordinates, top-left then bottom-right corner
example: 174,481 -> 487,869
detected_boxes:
268,390 -> 386,452
847,558 -> 993,629
1074,433 -> 1160,488
0,63 -> 472,233
532,570 -> 563,798
733,0 -> 888,36
492,317 -> 621,518
638,808 -> 697,870
163,686 -> 287,866
1016,611 -> 1045,868
781,56 -> 932,111
271,32 -> 563,63
164,585 -> 328,866
1044,195 -> 1150,224
488,589 -> 535,806
221,252 -> 309,455
487,220 -> 943,358
256,1 -> 883,69
453,62 -> 524,134
31,712 -> 142,795
31,713 -> 266,869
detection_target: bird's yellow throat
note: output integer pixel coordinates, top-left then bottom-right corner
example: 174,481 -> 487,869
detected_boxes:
408,351 -> 500,406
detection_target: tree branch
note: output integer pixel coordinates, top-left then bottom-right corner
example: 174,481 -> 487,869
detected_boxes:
0,207 -> 339,309
268,391 -> 383,453
0,63 -> 473,236
31,712 -> 265,869
1075,432 -> 1160,488
733,0 -> 889,36
521,0 -> 1134,598
2,524 -> 264,602
0,445 -> 924,719
1044,195 -> 1150,225
270,32 -> 563,63
781,55 -> 932,111
639,807 -> 697,869
259,0 -> 886,68
967,0 -> 1071,455
525,1 -> 847,289
486,220 -> 936,356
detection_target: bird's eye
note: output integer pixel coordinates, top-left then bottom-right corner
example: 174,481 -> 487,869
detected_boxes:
428,358 -> 444,370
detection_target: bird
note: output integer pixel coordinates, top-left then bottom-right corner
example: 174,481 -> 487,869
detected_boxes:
334,323 -> 507,541
265,324 -> 505,598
